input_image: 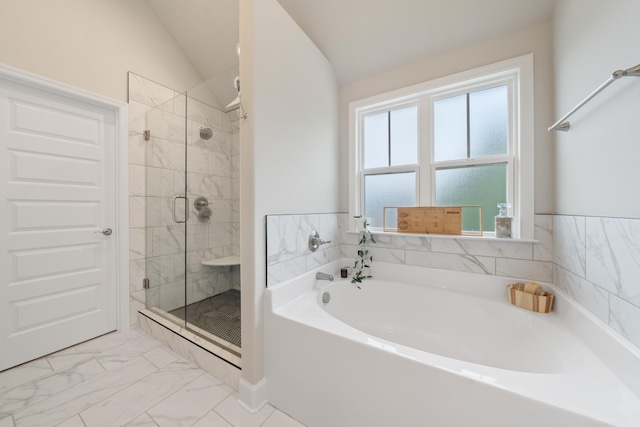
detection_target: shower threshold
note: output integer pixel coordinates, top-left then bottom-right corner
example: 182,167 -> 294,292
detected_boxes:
144,290 -> 241,367
139,308 -> 241,389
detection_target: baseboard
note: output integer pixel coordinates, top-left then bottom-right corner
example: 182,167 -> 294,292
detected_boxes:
238,377 -> 268,413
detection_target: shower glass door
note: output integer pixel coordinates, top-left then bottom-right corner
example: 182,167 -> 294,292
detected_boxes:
144,92 -> 189,325
143,68 -> 241,356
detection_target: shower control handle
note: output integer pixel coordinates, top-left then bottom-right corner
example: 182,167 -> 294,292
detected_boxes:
308,231 -> 332,252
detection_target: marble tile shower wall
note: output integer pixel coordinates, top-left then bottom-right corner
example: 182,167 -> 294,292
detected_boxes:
266,213 -> 554,286
128,73 -> 240,325
553,215 -> 640,348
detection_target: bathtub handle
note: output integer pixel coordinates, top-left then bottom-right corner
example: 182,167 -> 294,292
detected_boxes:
308,230 -> 332,252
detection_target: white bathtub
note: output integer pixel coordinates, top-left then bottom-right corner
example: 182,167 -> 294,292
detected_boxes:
265,259 -> 640,427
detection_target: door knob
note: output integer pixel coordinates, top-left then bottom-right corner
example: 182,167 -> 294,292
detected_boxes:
94,228 -> 113,236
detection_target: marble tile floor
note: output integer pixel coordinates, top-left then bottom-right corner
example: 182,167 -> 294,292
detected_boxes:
0,329 -> 305,427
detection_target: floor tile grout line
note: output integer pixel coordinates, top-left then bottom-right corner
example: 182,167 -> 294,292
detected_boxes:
212,394 -> 240,427
213,407 -> 235,427
72,354 -> 165,426
168,408 -> 213,426
46,331 -> 130,368
212,394 -> 278,427
259,411 -> 272,427
145,375 -> 235,427
259,407 -> 294,427
0,363 -> 52,400
142,369 -> 208,417
11,354 -> 157,425
44,334 -> 141,374
4,334 -> 166,422
0,330 -> 306,427
143,410 -> 160,427
0,357 -> 108,415
75,356 -> 211,426
6,330 -> 164,410
185,408 -> 211,427
44,357 -> 55,373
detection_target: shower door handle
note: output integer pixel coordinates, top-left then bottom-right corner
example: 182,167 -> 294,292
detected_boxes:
173,195 -> 189,224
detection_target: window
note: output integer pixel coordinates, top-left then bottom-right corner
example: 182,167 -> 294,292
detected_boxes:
349,55 -> 534,239
361,106 -> 418,228
432,85 -> 510,233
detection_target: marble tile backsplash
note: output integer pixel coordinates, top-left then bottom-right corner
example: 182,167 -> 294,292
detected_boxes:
266,213 -> 344,286
554,215 -> 640,348
266,212 -> 640,349
266,214 -> 554,286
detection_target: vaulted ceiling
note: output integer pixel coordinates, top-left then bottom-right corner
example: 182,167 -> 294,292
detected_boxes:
146,0 -> 556,86
277,0 -> 556,84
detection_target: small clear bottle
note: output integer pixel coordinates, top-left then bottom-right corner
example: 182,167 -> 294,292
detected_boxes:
495,203 -> 513,238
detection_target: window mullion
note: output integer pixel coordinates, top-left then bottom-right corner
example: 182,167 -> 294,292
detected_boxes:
433,155 -> 511,169
387,111 -> 391,167
466,93 -> 471,159
363,165 -> 418,175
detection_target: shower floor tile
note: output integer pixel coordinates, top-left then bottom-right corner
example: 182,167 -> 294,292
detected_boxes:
168,290 -> 241,348
0,329 -> 306,427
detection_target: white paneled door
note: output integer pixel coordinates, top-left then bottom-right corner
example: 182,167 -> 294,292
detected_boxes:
0,68 -> 123,371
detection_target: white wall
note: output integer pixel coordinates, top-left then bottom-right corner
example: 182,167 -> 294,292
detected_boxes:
551,0 -> 640,353
239,0 -> 339,393
339,23 -> 555,215
553,0 -> 640,218
0,0 -> 203,102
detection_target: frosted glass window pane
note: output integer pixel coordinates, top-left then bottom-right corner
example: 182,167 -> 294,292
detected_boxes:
470,86 -> 508,157
435,163 -> 507,232
434,94 -> 467,161
363,112 -> 388,169
390,106 -> 417,166
364,172 -> 416,228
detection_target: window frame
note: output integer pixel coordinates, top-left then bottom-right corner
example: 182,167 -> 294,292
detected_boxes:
349,54 -> 534,239
359,102 -> 421,227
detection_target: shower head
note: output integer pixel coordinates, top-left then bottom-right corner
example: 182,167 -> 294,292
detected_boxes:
199,127 -> 213,140
224,76 -> 242,113
224,95 -> 240,113
224,76 -> 248,119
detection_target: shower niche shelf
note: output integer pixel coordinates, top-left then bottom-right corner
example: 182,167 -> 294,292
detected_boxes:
201,256 -> 241,267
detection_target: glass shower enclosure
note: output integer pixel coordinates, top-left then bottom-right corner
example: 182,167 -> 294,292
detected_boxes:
143,67 -> 241,360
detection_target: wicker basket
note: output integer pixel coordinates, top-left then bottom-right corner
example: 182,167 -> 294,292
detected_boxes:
507,283 -> 554,313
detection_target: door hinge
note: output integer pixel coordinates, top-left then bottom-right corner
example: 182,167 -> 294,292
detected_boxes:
143,278 -> 150,289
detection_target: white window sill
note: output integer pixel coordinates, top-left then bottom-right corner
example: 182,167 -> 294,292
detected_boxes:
346,229 -> 538,244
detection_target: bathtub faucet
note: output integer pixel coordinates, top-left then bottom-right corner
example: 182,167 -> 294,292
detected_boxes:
316,272 -> 334,281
